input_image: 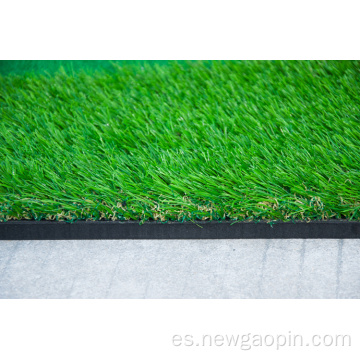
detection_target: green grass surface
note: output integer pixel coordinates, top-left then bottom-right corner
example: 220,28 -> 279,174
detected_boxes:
0,60 -> 171,76
1,60 -> 360,222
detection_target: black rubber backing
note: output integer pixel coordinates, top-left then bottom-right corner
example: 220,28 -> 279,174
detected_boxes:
0,220 -> 359,240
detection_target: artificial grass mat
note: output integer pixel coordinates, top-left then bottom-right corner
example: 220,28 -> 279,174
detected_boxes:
0,60 -> 360,223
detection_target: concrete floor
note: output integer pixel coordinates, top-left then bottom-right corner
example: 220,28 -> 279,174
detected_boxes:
0,239 -> 359,298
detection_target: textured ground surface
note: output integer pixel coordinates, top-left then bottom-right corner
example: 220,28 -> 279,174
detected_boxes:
0,238 -> 359,298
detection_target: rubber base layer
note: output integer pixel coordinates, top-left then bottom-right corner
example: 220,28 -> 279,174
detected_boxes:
0,220 -> 359,240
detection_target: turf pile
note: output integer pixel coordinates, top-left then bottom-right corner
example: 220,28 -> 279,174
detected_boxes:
0,60 -> 360,223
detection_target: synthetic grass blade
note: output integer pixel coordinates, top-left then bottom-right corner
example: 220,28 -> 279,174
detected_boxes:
1,60 -> 360,222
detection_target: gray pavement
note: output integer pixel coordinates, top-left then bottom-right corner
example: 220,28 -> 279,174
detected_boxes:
0,239 -> 359,298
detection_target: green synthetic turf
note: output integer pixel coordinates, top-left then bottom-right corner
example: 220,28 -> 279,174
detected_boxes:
0,60 -> 172,76
1,60 -> 360,222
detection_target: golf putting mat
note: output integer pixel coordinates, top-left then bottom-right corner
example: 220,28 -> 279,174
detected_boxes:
1,61 -> 360,228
